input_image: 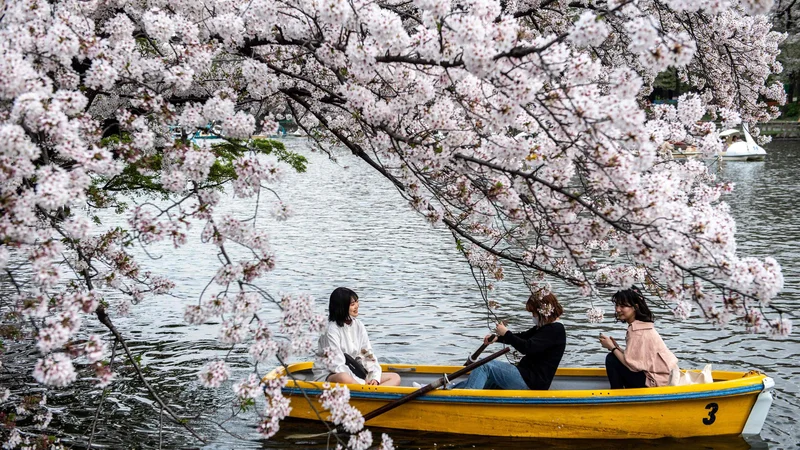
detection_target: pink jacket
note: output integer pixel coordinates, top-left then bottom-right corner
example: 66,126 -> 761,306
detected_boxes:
624,320 -> 679,387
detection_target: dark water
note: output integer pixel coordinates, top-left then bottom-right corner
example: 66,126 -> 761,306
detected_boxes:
1,140 -> 798,449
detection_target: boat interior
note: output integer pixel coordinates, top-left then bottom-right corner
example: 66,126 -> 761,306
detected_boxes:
279,363 -> 750,391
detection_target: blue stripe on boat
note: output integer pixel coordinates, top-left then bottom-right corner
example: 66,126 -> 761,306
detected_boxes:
282,384 -> 762,405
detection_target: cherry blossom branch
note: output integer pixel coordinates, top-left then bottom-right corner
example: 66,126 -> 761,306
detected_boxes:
282,89 -> 407,190
87,340 -> 118,449
95,307 -> 207,443
451,152 -> 786,314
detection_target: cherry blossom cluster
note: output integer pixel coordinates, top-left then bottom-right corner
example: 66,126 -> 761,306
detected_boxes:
232,155 -> 283,198
359,348 -> 381,376
537,303 -> 555,319
198,360 -> 231,389
258,376 -> 291,438
319,383 -> 365,434
348,430 -> 374,450
586,308 -> 605,323
1,394 -> 63,449
378,433 -> 396,450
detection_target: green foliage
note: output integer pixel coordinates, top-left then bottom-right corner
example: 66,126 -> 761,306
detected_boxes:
653,69 -> 678,91
238,398 -> 256,412
211,137 -> 307,172
106,154 -> 165,195
249,138 -> 308,173
783,102 -> 800,119
91,135 -> 308,214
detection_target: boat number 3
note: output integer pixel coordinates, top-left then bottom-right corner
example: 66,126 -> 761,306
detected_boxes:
703,402 -> 719,425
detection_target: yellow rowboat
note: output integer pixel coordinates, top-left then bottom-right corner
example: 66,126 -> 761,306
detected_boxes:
265,362 -> 774,439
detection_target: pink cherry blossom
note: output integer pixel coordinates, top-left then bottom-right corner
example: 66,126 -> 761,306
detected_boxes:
379,433 -> 396,450
198,360 -> 231,388
586,308 -> 605,323
259,376 -> 291,438
233,374 -> 262,401
83,335 -> 106,363
320,383 -> 365,434
33,353 -> 77,387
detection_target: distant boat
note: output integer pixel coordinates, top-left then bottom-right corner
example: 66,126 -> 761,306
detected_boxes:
719,125 -> 766,161
662,141 -> 702,160
188,128 -> 224,147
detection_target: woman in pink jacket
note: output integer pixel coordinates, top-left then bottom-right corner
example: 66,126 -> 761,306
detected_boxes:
598,287 -> 679,388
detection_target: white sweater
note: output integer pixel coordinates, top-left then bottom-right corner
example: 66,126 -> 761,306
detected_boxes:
313,319 -> 382,384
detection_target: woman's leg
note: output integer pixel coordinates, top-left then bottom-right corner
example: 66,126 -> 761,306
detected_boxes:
327,372 -> 358,384
379,372 -> 401,386
453,360 -> 525,390
605,352 -> 646,389
482,360 -> 529,390
621,367 -> 647,388
453,363 -> 491,389
605,352 -> 625,389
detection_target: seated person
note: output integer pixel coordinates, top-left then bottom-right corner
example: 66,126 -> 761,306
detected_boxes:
599,287 -> 678,388
313,287 -> 401,386
453,291 -> 566,390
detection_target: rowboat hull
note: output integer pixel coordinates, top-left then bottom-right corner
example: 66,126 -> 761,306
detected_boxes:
266,363 -> 773,439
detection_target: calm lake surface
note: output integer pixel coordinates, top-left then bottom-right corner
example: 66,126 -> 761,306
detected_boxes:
2,139 -> 798,449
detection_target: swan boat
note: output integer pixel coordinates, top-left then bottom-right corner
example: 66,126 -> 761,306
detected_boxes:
719,125 -> 767,161
265,362 -> 774,439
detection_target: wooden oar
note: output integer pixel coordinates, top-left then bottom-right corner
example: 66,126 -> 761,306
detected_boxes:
361,346 -> 510,421
463,334 -> 497,365
287,346 -> 511,440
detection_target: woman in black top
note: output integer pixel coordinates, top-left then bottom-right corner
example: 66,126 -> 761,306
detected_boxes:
453,292 -> 566,390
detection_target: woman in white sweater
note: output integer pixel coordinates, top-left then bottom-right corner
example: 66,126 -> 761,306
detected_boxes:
313,287 -> 401,386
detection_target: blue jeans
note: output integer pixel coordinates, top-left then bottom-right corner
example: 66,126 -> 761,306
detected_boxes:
452,360 -> 529,390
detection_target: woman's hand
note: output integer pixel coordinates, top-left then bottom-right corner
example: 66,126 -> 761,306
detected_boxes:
367,379 -> 379,386
483,334 -> 497,346
495,322 -> 508,336
599,333 -> 616,350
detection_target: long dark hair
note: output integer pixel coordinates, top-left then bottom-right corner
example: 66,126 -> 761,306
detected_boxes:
612,286 -> 654,323
329,287 -> 358,327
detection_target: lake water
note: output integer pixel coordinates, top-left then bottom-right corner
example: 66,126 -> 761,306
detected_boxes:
1,139 -> 797,449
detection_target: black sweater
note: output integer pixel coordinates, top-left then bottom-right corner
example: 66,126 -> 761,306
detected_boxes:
497,322 -> 566,390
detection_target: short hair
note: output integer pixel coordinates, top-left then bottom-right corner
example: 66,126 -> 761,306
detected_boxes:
329,287 -> 358,327
612,286 -> 654,323
525,291 -> 563,325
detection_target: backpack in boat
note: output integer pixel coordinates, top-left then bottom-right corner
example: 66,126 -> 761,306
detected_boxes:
344,353 -> 368,379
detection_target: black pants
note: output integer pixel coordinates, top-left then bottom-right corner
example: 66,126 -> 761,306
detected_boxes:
605,352 -> 647,389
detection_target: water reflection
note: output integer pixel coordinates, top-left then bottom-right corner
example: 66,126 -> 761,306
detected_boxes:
263,421 -> 766,450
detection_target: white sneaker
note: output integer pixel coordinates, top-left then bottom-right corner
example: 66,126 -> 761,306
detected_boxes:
412,381 -> 424,388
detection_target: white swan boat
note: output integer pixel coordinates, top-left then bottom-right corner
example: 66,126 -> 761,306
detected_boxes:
719,125 -> 767,161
